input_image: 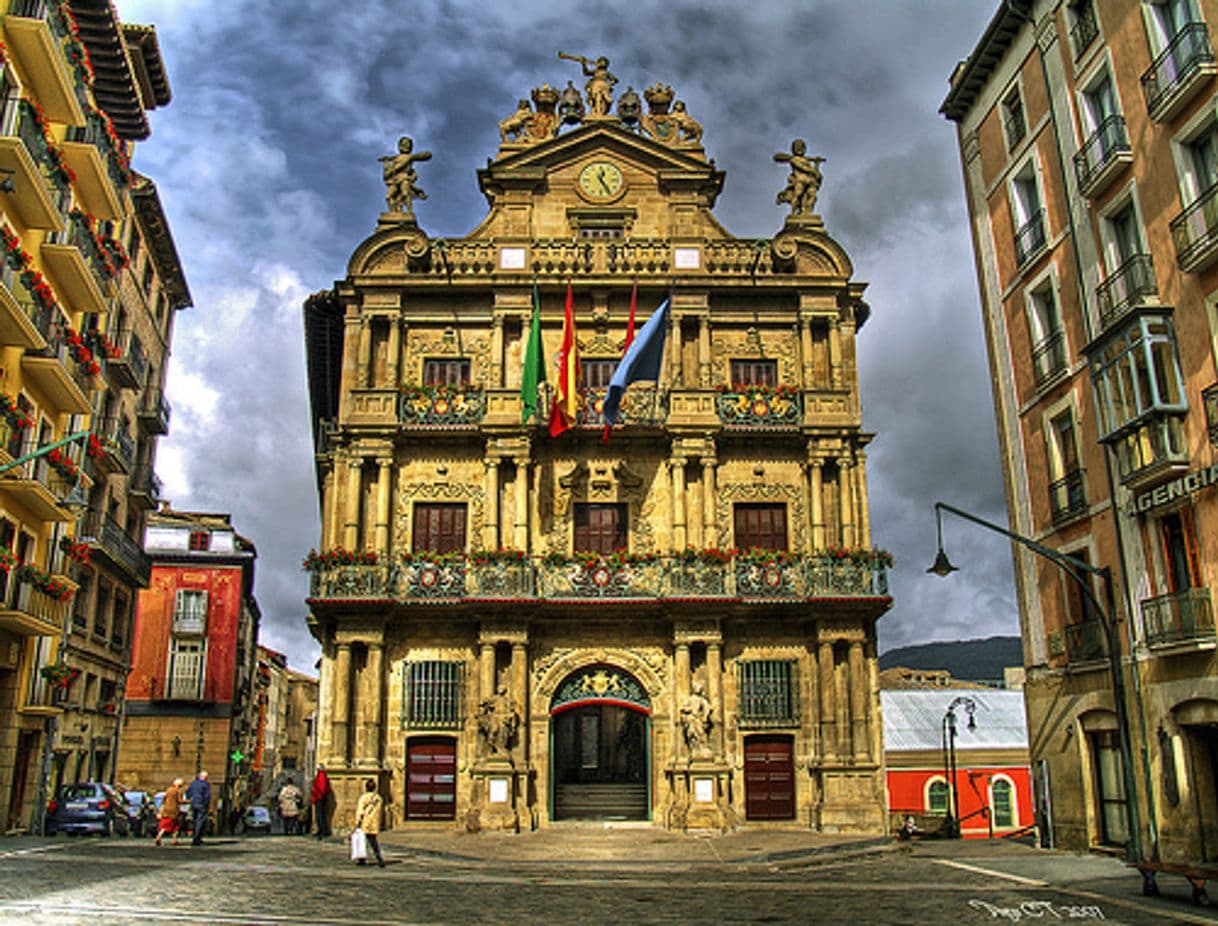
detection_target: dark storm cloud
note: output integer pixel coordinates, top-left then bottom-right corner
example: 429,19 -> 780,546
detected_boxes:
122,0 -> 1016,669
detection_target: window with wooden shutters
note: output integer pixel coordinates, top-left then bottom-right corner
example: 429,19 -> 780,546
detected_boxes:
405,661 -> 464,729
1160,508 -> 1202,592
734,503 -> 788,550
422,359 -> 471,387
582,359 -> 617,390
730,360 -> 777,387
173,589 -> 208,635
737,660 -> 798,727
412,503 -> 467,555
573,503 -> 627,554
168,638 -> 205,700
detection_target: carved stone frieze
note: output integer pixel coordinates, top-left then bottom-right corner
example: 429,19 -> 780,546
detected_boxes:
710,331 -> 799,385
533,646 -> 666,706
405,329 -> 490,386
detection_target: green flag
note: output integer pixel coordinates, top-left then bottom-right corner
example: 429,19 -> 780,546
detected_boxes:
521,283 -> 546,423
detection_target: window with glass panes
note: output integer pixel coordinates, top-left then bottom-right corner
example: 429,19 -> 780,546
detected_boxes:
1089,730 -> 1129,846
730,360 -> 777,388
927,779 -> 949,814
412,503 -> 467,555
1090,313 -> 1187,441
422,359 -> 471,387
582,359 -> 617,390
173,589 -> 208,634
991,778 -> 1015,827
573,503 -> 627,554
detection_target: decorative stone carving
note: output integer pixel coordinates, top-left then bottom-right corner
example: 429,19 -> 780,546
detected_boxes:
380,136 -> 431,218
533,647 -> 664,705
774,139 -> 825,217
394,481 -> 485,558
716,481 -> 807,550
679,682 -> 713,757
477,686 -> 520,754
558,52 -> 617,118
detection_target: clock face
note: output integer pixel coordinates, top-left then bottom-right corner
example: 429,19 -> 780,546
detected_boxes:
578,160 -> 624,200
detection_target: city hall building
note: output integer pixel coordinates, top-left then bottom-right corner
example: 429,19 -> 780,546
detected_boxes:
303,63 -> 891,831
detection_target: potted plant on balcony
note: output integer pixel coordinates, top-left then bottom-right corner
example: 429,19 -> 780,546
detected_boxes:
470,548 -> 528,595
17,563 -> 74,601
58,536 -> 91,566
0,547 -> 16,573
0,393 -> 33,434
735,547 -> 797,596
671,547 -> 734,595
300,548 -> 378,572
400,550 -> 465,596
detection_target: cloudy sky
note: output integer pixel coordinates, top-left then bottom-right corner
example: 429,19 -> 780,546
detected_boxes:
116,0 -> 1021,672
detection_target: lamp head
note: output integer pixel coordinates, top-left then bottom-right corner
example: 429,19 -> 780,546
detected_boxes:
927,548 -> 959,577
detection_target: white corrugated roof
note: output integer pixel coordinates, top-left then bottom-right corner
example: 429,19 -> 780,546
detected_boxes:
881,689 -> 1029,752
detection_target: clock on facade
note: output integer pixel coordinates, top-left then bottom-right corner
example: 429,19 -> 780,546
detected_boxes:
577,160 -> 624,200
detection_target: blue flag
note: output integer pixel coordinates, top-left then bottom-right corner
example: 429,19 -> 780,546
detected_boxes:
601,298 -> 670,429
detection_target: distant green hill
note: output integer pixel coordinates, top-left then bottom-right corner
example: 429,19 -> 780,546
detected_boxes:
879,636 -> 1022,684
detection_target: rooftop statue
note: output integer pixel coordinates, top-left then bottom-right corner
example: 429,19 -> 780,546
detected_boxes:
497,86 -> 560,146
380,136 -> 431,218
774,138 -> 825,216
559,52 -> 617,118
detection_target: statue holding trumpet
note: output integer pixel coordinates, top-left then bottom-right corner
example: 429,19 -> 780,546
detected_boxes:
559,51 -> 617,118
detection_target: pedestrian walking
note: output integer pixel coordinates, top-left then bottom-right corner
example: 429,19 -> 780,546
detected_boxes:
278,781 -> 302,836
185,771 -> 211,846
154,778 -> 183,847
353,778 -> 385,868
311,765 -> 333,839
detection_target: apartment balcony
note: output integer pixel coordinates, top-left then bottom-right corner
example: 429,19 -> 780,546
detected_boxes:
1141,23 -> 1216,123
91,417 -> 134,475
41,215 -> 110,314
101,328 -> 146,390
127,463 -> 162,510
307,553 -> 890,607
136,388 -> 170,435
1073,116 -> 1132,200
1064,618 -> 1108,665
1031,329 -> 1069,390
0,259 -> 55,349
1204,382 -> 1218,447
1048,468 -> 1087,526
1014,209 -> 1048,269
0,438 -> 81,522
0,568 -> 70,637
149,674 -> 221,704
21,327 -> 93,413
0,100 -> 64,230
1170,181 -> 1218,273
3,0 -> 86,125
76,508 -> 151,587
1141,588 -> 1215,650
1096,254 -> 1158,330
715,386 -> 802,430
399,385 -> 486,428
60,111 -> 127,221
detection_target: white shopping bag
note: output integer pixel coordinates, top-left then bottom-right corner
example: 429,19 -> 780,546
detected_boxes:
350,827 -> 367,861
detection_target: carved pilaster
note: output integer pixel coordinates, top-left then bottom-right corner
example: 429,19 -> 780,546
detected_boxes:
332,642 -> 353,766
375,457 -> 392,554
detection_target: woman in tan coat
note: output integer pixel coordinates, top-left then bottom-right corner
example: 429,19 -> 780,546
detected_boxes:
155,778 -> 183,847
354,778 -> 384,867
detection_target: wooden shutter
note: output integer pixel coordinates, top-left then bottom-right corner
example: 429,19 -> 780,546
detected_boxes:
574,504 -> 626,554
734,503 -> 788,550
412,503 -> 467,555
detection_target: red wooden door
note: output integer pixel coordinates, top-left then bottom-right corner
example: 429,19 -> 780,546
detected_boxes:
406,738 -> 456,820
744,735 -> 795,821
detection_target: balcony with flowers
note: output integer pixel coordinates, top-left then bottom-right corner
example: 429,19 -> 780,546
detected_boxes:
0,435 -> 85,522
303,548 -> 395,600
715,383 -> 803,430
76,507 -> 150,586
0,392 -> 33,462
0,224 -> 57,347
42,209 -> 112,313
86,418 -> 133,476
62,107 -> 129,221
22,322 -> 97,413
537,550 -> 663,599
12,98 -> 76,203
575,387 -> 667,428
399,383 -> 485,428
2,0 -> 87,125
0,548 -> 75,637
0,94 -> 61,230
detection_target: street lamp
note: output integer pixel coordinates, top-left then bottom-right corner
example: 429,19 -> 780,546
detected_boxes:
941,695 -> 976,839
928,501 -> 1143,863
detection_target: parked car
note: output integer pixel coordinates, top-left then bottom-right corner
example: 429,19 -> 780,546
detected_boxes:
120,789 -> 156,837
242,805 -> 272,835
45,782 -> 128,836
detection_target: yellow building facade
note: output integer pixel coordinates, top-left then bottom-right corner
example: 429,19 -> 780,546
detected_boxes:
305,66 -> 891,832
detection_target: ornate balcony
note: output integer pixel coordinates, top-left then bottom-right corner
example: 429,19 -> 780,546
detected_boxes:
537,555 -> 664,599
1073,116 -> 1132,199
1096,254 -> 1157,330
1014,210 -> 1048,269
136,388 -> 170,435
1049,469 -> 1087,525
3,0 -> 86,125
308,563 -> 397,601
399,386 -> 485,428
0,437 -> 81,522
1141,23 -> 1216,122
76,508 -> 150,586
1031,329 -> 1068,390
0,568 -> 70,637
61,110 -> 128,221
1141,588 -> 1215,649
715,386 -> 802,429
576,387 -> 666,428
1170,181 -> 1218,273
0,100 -> 63,230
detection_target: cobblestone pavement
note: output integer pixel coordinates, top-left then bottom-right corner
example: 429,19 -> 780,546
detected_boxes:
0,829 -> 1215,925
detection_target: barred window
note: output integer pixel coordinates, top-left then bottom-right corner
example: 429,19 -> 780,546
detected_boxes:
737,660 -> 798,727
405,661 -> 464,729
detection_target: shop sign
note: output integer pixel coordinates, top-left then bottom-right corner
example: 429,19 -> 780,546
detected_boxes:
1131,462 -> 1218,514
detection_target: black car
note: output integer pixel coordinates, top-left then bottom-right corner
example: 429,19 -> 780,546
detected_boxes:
120,789 -> 156,837
45,782 -> 128,836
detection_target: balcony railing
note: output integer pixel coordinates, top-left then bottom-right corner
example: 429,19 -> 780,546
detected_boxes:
1203,382 -> 1218,446
1031,329 -> 1068,389
102,327 -> 146,389
1097,254 -> 1157,330
1049,468 -> 1087,525
128,463 -> 162,509
76,508 -> 151,586
399,386 -> 485,427
1141,23 -> 1216,120
93,416 -> 134,473
63,110 -> 130,192
1073,115 -> 1131,197
1065,619 -> 1107,663
575,387 -> 666,427
1014,209 -> 1047,269
715,387 -> 802,428
1170,180 -> 1218,273
1070,2 -> 1099,59
1141,588 -> 1215,648
136,388 -> 170,435
308,554 -> 890,604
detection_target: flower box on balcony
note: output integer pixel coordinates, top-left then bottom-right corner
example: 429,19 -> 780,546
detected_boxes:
715,385 -> 802,428
469,550 -> 532,597
668,549 -> 732,597
399,385 -> 485,427
400,553 -> 466,598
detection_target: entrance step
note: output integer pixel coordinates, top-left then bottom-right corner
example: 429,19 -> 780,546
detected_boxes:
554,783 -> 648,820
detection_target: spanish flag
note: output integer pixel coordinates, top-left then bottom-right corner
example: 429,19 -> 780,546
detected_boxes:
547,283 -> 582,437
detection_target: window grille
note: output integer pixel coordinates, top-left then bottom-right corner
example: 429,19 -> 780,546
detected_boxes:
737,660 -> 798,727
404,661 -> 464,729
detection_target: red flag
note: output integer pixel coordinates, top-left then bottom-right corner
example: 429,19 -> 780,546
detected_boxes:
548,283 -> 582,437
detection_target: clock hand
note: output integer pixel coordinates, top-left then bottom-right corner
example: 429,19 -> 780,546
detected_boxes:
598,170 -> 611,194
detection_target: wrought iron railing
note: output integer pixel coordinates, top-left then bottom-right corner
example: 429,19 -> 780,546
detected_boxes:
1073,115 -> 1130,193
1070,2 -> 1099,58
1031,329 -> 1068,388
129,463 -> 162,506
576,387 -> 666,427
399,386 -> 485,426
1141,588 -> 1215,647
1048,469 -> 1087,525
1141,22 -> 1215,116
1170,180 -> 1218,271
77,508 -> 151,585
64,110 -> 130,191
1064,619 -> 1107,663
138,388 -> 171,434
308,554 -> 890,603
1097,254 -> 1156,330
715,387 -> 802,428
1014,209 -> 1047,268
95,416 -> 134,471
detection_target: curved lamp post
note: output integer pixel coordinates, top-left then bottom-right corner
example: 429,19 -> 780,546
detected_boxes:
928,501 -> 1143,863
942,695 -> 976,839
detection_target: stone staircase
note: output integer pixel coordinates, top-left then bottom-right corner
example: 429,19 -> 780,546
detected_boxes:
553,783 -> 648,820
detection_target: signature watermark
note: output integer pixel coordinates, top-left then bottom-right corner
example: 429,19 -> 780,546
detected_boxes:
968,900 -> 1106,921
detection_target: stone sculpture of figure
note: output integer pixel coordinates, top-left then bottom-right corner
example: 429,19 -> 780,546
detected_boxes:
559,52 -> 617,117
774,138 -> 826,216
498,99 -> 533,142
379,136 -> 432,217
478,685 -> 520,755
679,681 -> 713,756
670,100 -> 703,144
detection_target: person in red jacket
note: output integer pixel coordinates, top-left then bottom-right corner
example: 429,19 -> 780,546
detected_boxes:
311,765 -> 333,839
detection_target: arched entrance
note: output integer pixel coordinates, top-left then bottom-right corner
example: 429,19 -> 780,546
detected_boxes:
550,664 -> 650,821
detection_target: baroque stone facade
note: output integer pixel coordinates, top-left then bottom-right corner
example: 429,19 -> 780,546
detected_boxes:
304,60 -> 890,832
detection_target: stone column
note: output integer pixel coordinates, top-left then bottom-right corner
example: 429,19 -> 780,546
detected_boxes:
800,316 -> 814,385
697,315 -> 711,386
332,642 -> 353,765
668,312 -> 683,385
479,642 -> 496,703
855,452 -> 871,549
808,457 -> 824,551
387,317 -> 402,386
513,457 -> 529,551
358,641 -> 384,766
817,640 -> 835,761
316,642 -> 334,763
324,467 -> 341,549
483,459 -> 500,550
356,318 -> 372,389
343,459 -> 362,550
848,640 -> 867,761
674,642 -> 691,760
707,641 -> 723,755
491,315 -> 505,388
828,318 -> 842,388
700,457 -> 717,548
837,457 -> 854,549
671,458 -> 687,551
511,642 -> 528,761
374,457 -> 392,555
